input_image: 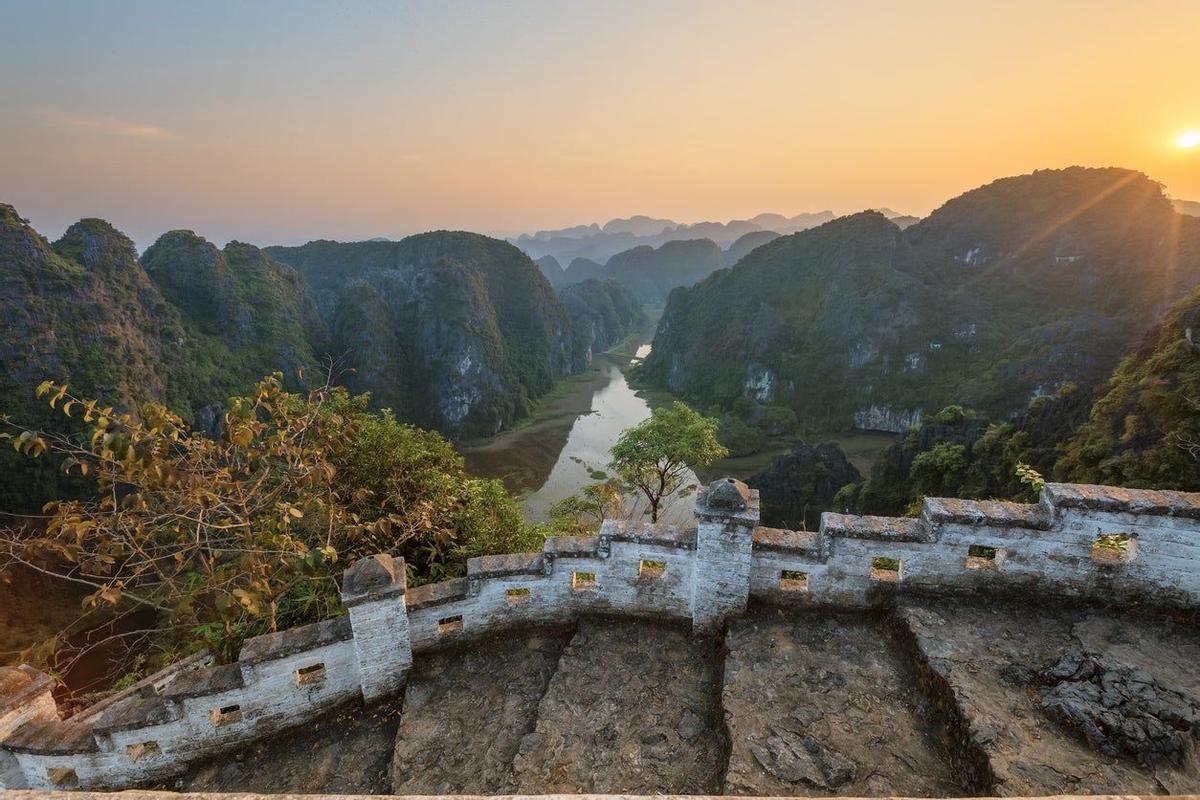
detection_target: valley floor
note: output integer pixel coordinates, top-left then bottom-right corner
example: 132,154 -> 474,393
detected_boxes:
169,600 -> 1200,796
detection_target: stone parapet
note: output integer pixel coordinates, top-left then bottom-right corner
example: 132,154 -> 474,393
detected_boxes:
4,480 -> 1200,790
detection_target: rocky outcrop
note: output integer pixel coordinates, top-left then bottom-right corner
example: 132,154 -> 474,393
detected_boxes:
1035,649 -> 1200,766
748,442 -> 862,530
853,405 -> 923,433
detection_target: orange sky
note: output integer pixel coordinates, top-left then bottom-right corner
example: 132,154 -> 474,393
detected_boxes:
2,0 -> 1199,248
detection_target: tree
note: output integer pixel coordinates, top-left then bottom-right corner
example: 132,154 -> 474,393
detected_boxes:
544,479 -> 624,537
609,402 -> 727,523
0,374 -> 537,677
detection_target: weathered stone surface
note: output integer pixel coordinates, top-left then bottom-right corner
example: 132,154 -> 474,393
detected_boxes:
898,599 -> 1200,795
722,607 -> 959,797
1036,648 -> 1200,765
512,618 -> 726,794
390,628 -> 569,794
174,697 -> 401,794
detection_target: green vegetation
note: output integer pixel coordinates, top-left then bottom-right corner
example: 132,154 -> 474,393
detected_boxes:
0,375 -> 539,676
1055,284 -> 1200,489
610,402 -> 727,522
643,168 -> 1200,438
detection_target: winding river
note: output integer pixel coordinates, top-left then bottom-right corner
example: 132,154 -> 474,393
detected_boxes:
461,341 -> 698,525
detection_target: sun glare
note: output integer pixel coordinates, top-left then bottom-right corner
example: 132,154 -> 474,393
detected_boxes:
1177,130 -> 1200,150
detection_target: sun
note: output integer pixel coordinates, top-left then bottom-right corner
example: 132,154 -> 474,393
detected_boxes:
1178,130 -> 1200,150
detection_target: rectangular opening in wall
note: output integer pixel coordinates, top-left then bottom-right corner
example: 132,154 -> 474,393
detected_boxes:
1092,533 -> 1136,564
572,571 -> 597,591
870,556 -> 901,583
437,614 -> 464,635
210,703 -> 242,727
506,587 -> 531,603
126,741 -> 160,762
48,767 -> 78,787
779,569 -> 809,592
295,662 -> 326,686
965,544 -> 1004,571
638,559 -> 666,579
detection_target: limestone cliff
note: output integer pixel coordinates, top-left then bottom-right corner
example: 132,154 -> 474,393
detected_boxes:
644,167 -> 1200,434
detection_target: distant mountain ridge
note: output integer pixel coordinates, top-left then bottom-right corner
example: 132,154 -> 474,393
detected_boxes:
512,210 -> 865,266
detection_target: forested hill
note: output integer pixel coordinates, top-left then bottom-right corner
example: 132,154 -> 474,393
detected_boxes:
642,167 -> 1200,434
266,233 -> 574,437
267,234 -> 641,436
0,210 -> 643,508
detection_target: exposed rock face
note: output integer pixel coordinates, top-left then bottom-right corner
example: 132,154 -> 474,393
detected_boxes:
268,233 -> 639,438
748,442 -> 862,530
645,167 -> 1200,432
142,231 -> 321,378
179,698 -> 401,794
269,232 -> 573,437
853,405 -> 923,433
1036,649 -> 1200,766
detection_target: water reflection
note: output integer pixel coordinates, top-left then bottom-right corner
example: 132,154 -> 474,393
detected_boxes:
462,345 -> 697,525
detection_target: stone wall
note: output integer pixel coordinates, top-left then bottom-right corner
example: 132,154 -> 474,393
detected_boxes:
3,480 -> 1199,791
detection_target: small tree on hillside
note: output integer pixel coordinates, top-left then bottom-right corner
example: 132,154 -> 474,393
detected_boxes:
609,402 -> 727,523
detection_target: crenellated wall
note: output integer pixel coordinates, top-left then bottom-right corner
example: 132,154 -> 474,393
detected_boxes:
3,479 -> 1199,791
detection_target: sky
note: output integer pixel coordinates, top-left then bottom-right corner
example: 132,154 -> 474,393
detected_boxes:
2,0 -> 1200,250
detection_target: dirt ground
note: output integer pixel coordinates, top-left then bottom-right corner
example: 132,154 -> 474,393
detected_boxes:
898,598 -> 1200,796
722,606 -> 961,797
512,617 -> 728,794
390,627 -> 571,794
177,696 -> 402,794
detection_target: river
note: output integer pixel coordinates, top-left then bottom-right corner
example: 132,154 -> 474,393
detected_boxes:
461,336 -> 897,526
461,339 -> 699,525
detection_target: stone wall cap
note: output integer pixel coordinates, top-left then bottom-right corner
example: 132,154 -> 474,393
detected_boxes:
543,535 -> 600,559
0,664 -> 53,716
341,554 -> 406,603
238,615 -> 352,665
752,526 -> 821,555
90,695 -> 176,734
922,497 -> 1049,530
160,661 -> 244,700
1044,482 -> 1200,518
1,717 -> 97,754
701,477 -> 752,511
611,520 -> 697,549
405,577 -> 468,612
467,551 -> 545,579
820,512 -> 926,542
